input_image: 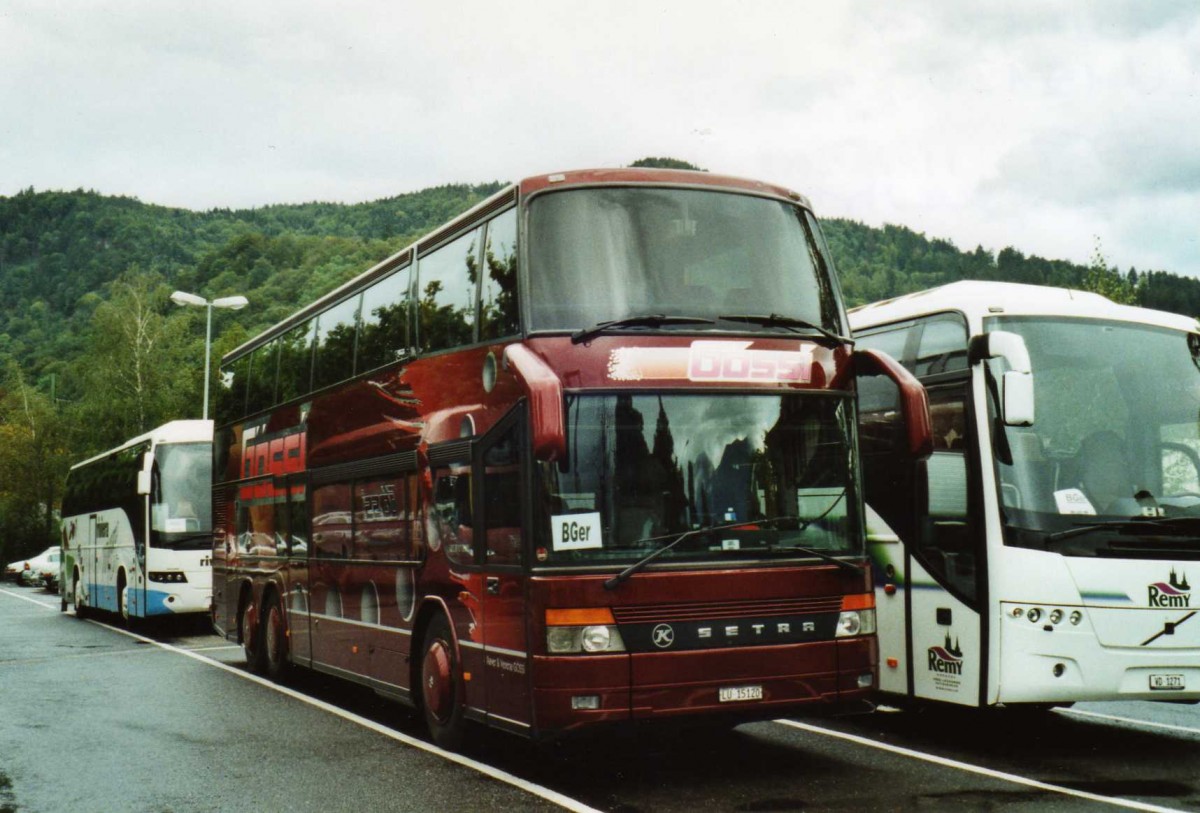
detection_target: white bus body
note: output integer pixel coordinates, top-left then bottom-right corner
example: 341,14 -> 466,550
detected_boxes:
60,420 -> 213,621
852,281 -> 1200,707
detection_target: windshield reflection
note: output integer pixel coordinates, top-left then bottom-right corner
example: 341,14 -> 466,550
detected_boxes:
152,442 -> 212,547
536,394 -> 860,566
526,187 -> 844,336
992,317 -> 1200,556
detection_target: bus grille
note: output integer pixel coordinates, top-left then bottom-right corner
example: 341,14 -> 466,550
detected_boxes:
612,596 -> 843,624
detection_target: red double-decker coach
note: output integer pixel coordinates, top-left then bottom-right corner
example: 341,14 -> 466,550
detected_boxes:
211,167 -> 930,748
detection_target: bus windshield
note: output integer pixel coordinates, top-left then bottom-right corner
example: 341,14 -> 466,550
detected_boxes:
990,317 -> 1200,557
152,442 -> 212,546
526,187 -> 842,336
536,394 -> 861,567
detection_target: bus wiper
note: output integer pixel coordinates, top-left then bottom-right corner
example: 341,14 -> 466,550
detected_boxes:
717,313 -> 851,348
770,542 -> 864,573
603,511 -> 860,590
571,314 -> 716,345
1046,517 -> 1200,544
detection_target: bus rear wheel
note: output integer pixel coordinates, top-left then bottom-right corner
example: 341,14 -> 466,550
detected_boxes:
242,596 -> 265,674
263,592 -> 289,681
420,615 -> 466,750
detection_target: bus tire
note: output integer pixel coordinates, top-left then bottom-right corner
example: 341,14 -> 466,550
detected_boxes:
116,571 -> 129,627
262,591 -> 290,681
73,572 -> 88,620
242,596 -> 265,674
419,614 -> 466,751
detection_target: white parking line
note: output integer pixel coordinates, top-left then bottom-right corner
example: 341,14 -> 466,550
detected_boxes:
773,719 -> 1181,812
0,588 -> 59,609
66,614 -> 601,813
1060,707 -> 1200,738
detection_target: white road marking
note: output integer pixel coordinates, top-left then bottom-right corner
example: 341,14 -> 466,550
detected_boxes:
55,611 -> 601,813
0,588 -> 59,609
1060,707 -> 1200,738
774,719 -> 1182,812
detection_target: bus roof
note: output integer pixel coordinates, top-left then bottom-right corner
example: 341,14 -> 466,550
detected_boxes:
69,420 -> 213,472
222,168 -> 813,365
849,280 -> 1199,334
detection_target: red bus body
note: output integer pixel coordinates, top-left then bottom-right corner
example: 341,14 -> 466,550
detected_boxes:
213,168 -> 910,744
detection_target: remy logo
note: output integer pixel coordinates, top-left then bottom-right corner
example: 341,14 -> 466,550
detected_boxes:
1149,569 -> 1191,608
927,632 -> 964,675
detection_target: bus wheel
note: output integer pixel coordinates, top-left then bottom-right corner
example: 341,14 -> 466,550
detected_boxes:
263,592 -> 289,681
117,573 -> 129,623
242,597 -> 265,673
73,573 -> 88,620
420,615 -> 465,750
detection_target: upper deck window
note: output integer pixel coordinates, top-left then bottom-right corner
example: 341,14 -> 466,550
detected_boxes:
526,187 -> 841,336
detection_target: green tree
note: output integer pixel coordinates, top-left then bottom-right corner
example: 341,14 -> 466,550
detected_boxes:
0,365 -> 71,560
1082,237 -> 1138,305
629,157 -> 705,171
70,268 -> 202,452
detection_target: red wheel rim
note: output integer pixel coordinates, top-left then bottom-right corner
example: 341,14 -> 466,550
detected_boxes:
422,639 -> 453,723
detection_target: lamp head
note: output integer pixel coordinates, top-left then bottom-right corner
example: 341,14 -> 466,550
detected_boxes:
212,295 -> 249,311
170,291 -> 207,308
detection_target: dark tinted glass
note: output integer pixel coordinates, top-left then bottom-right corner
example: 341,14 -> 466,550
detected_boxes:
277,319 -> 315,403
357,268 -> 411,371
245,340 -> 279,416
313,295 -> 361,390
480,209 -> 519,341
417,227 -> 481,352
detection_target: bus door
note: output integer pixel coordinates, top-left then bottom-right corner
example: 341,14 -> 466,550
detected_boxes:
858,315 -> 983,706
474,411 -> 531,731
906,381 -> 981,705
85,514 -> 98,605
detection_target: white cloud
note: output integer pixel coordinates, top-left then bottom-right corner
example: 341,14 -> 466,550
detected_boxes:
2,0 -> 1199,276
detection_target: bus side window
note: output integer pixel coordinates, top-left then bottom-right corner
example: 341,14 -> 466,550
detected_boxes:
246,339 -> 280,416
480,208 -> 519,341
482,420 -> 523,566
313,294 -> 362,391
312,483 -> 352,559
288,481 -> 309,557
277,319 -> 316,405
433,469 -> 473,566
358,268 -> 412,371
416,226 -> 482,353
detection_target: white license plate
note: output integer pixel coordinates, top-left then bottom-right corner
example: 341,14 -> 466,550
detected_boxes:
1150,674 -> 1185,691
718,685 -> 763,703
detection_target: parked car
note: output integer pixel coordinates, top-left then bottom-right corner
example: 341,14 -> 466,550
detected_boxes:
39,554 -> 62,592
16,547 -> 61,588
4,557 -> 29,582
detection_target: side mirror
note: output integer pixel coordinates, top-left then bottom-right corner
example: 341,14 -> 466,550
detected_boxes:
503,344 -> 567,465
968,331 -> 1034,427
854,348 -> 934,460
136,470 -> 152,496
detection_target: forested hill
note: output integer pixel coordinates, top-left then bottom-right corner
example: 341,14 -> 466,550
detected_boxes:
0,183 -> 505,378
2,181 -> 1199,390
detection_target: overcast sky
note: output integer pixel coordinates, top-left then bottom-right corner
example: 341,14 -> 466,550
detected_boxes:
3,1 -> 1198,276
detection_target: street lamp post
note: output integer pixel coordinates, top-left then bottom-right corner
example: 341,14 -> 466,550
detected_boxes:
170,291 -> 248,420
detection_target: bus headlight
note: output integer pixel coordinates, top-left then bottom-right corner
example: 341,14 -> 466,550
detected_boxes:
836,609 -> 876,638
148,572 -> 188,583
546,625 -> 626,654
545,608 -> 626,654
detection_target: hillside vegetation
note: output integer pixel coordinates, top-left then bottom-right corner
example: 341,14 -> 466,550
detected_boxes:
0,167 -> 1197,559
